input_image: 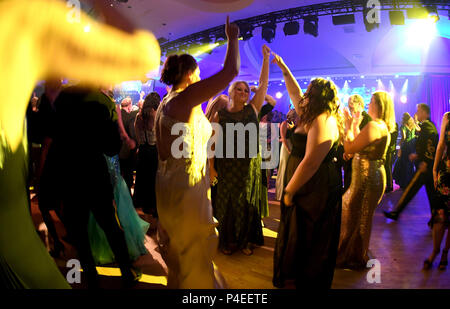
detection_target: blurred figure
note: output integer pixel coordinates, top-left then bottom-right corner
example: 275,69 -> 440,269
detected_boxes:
337,91 -> 396,269
134,92 -> 161,220
0,0 -> 159,289
392,112 -> 418,189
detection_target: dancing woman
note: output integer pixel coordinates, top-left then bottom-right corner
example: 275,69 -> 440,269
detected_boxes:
155,17 -> 240,288
337,91 -> 396,269
133,92 -> 161,219
272,52 -> 343,289
211,44 -> 271,256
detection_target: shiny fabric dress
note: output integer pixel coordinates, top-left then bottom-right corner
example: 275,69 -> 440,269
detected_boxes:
88,155 -> 149,265
337,128 -> 389,269
155,93 -> 223,289
273,132 -> 342,289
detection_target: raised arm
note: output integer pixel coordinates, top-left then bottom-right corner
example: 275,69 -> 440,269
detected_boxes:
249,45 -> 271,113
176,16 -> 240,109
433,113 -> 449,187
271,52 -> 303,116
344,121 -> 383,155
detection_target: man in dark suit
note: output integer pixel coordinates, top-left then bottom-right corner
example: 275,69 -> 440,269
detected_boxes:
47,86 -> 141,287
119,97 -> 138,193
384,103 -> 439,221
342,94 -> 372,193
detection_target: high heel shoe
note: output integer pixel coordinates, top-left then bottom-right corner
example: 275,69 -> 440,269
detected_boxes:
423,250 -> 440,270
439,250 -> 448,271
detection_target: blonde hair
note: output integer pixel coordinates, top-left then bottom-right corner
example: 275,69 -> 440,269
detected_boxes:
228,81 -> 250,100
402,112 -> 415,131
372,91 -> 396,133
349,94 -> 364,108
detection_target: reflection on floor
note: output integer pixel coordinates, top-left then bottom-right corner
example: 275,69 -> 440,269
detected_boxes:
29,182 -> 450,289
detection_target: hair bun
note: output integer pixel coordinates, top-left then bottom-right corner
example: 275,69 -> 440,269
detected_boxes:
160,54 -> 198,86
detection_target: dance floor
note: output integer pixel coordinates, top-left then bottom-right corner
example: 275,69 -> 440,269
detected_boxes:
29,180 -> 450,289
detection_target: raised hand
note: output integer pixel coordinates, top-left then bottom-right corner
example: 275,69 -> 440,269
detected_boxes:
225,16 -> 239,40
271,51 -> 286,68
250,85 -> 258,93
262,44 -> 271,59
343,107 -> 353,130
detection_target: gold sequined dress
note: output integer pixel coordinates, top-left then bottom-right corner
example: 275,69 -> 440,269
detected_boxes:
337,124 -> 389,269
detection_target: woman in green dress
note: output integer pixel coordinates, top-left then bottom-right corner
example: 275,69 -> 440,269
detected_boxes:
210,45 -> 271,256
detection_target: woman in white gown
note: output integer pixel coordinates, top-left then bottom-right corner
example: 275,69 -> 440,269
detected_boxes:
154,17 -> 240,289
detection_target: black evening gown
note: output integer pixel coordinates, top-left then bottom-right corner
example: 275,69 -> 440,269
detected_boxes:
273,132 -> 342,289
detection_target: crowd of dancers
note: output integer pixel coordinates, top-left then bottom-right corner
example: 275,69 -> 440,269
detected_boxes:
1,2 -> 449,289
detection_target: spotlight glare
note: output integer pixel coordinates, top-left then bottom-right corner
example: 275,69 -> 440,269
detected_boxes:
276,92 -> 283,99
400,95 -> 407,103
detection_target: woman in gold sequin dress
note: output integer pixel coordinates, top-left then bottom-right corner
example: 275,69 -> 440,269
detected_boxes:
337,91 -> 396,269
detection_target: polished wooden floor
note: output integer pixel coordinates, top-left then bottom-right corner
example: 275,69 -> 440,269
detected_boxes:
30,180 -> 450,289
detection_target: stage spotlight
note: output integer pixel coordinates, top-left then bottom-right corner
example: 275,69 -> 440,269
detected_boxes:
389,11 -> 405,25
400,95 -> 407,103
427,6 -> 440,23
283,21 -> 300,36
407,7 -> 429,19
262,22 -> 276,43
303,16 -> 318,37
201,35 -> 212,44
215,30 -> 227,43
238,23 -> 254,41
276,92 -> 283,99
332,14 -> 355,25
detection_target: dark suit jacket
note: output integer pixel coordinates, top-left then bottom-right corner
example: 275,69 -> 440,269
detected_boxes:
416,119 -> 438,167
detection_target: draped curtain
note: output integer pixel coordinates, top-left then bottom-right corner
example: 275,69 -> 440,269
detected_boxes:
413,75 -> 450,131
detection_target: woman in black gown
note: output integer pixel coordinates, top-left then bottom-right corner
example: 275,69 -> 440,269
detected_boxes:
272,53 -> 343,289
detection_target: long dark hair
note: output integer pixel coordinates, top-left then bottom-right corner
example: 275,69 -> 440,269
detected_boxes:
137,92 -> 161,131
298,78 -> 343,139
